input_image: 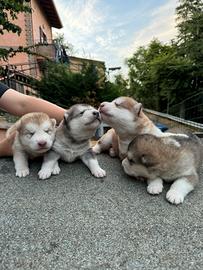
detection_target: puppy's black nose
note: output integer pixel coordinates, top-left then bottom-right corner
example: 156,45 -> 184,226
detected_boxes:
93,111 -> 100,118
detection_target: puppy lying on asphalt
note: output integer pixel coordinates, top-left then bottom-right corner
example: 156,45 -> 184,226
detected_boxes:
38,104 -> 106,180
6,112 -> 56,177
93,96 -> 185,160
122,133 -> 203,205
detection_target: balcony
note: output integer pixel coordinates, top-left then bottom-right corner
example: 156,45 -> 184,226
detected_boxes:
34,42 -> 56,60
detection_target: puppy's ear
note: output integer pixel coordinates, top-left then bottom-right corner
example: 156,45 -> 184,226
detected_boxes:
6,120 -> 21,137
64,110 -> 70,122
133,103 -> 143,117
51,118 -> 56,127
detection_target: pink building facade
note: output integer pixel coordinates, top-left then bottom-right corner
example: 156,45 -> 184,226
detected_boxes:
0,0 -> 62,93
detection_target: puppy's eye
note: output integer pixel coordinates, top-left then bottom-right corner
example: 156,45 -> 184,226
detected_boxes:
27,132 -> 34,137
79,111 -> 85,115
44,129 -> 52,134
115,102 -> 120,107
127,157 -> 134,164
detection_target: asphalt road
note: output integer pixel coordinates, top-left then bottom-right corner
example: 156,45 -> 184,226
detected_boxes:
0,153 -> 202,270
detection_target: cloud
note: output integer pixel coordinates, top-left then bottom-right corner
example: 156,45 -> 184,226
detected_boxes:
95,29 -> 125,48
120,0 -> 178,60
53,0 -> 106,55
53,0 -> 178,77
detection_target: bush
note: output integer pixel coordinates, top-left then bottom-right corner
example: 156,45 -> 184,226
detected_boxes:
33,61 -> 128,108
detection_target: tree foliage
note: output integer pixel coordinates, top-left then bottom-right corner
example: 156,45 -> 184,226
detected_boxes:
33,61 -> 126,108
0,0 -> 36,60
0,0 -> 31,35
34,61 -> 104,107
97,75 -> 126,103
127,0 -> 203,111
176,0 -> 203,62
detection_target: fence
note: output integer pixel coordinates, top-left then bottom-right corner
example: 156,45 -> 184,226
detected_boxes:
0,63 -> 39,96
166,91 -> 203,124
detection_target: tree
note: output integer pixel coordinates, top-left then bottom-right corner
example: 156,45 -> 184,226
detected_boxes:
0,0 -> 31,35
127,39 -> 194,111
0,0 -> 40,61
53,33 -> 74,56
127,40 -> 169,110
176,0 -> 203,90
33,61 -> 102,107
176,0 -> 203,60
126,0 -> 203,111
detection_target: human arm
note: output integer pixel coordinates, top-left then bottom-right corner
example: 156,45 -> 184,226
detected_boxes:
0,131 -> 15,157
0,89 -> 65,124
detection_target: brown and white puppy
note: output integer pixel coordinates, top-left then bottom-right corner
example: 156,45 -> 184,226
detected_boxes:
122,133 -> 203,205
93,96 -> 184,160
38,104 -> 106,180
7,112 -> 56,177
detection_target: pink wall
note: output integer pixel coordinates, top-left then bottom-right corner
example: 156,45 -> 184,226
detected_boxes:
0,13 -> 27,47
0,12 -> 29,66
31,0 -> 52,43
0,0 -> 53,69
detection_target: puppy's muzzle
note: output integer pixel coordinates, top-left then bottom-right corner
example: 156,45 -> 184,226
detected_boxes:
99,103 -> 112,117
38,140 -> 48,149
93,111 -> 100,120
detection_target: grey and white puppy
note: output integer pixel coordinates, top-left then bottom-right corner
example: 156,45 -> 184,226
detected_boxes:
38,104 -> 106,180
122,133 -> 203,205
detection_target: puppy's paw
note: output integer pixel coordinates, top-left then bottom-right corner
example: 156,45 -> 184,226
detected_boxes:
147,182 -> 163,195
92,144 -> 101,154
52,163 -> 61,175
109,147 -> 116,157
16,168 -> 29,178
92,167 -> 106,178
166,189 -> 184,205
38,169 -> 52,180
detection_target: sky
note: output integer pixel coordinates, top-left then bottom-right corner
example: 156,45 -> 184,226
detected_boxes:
53,0 -> 178,77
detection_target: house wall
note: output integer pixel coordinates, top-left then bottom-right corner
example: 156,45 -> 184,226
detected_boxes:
0,0 -> 53,78
0,12 -> 29,67
69,56 -> 106,77
31,0 -> 53,43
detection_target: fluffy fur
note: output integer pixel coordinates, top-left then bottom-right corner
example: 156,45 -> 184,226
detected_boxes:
7,112 -> 56,177
122,133 -> 203,205
93,96 -> 187,159
38,104 -> 106,180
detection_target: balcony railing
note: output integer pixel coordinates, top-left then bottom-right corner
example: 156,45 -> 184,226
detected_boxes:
34,43 -> 56,60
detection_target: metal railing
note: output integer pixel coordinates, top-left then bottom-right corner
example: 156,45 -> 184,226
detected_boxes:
0,63 -> 39,96
166,91 -> 203,124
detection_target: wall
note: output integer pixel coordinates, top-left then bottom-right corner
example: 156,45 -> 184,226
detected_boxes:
0,12 -> 29,67
31,0 -> 52,43
145,110 -> 203,133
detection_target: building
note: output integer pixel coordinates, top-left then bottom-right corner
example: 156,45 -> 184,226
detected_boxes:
0,0 -> 62,94
0,0 -> 106,95
68,56 -> 106,84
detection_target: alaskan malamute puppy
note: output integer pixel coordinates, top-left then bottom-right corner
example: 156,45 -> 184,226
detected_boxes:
7,112 -> 56,177
38,104 -> 106,180
122,133 -> 203,205
93,96 -> 187,160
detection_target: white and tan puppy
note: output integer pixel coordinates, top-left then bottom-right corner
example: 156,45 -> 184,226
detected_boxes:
122,133 -> 203,205
93,97 -> 165,159
38,104 -> 106,180
93,96 -> 187,160
7,112 -> 56,177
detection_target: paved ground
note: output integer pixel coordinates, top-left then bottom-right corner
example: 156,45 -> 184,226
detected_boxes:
0,153 -> 202,270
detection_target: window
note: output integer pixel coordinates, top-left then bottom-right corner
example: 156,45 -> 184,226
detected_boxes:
39,26 -> 47,44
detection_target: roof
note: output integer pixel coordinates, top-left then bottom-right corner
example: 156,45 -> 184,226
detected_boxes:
69,56 -> 105,65
37,0 -> 63,29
